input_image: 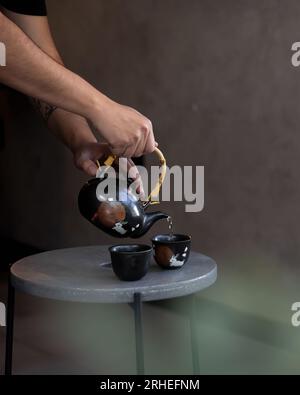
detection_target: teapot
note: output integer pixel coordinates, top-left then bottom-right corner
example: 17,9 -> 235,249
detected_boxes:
78,148 -> 169,238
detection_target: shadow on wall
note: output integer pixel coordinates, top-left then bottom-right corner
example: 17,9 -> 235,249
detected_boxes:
0,0 -> 300,267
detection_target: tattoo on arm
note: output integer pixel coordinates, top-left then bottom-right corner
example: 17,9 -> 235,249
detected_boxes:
31,98 -> 58,124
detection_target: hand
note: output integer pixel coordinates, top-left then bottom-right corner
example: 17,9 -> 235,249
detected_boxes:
73,142 -> 144,195
90,99 -> 156,158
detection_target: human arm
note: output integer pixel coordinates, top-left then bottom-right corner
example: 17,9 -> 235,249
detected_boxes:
0,9 -> 156,160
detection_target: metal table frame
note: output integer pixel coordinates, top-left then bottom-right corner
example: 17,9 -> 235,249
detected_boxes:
5,276 -> 200,376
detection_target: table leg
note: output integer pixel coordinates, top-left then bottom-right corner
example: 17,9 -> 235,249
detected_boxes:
5,276 -> 15,376
133,293 -> 145,375
189,295 -> 200,375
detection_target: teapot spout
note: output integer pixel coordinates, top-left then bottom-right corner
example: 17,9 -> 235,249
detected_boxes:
132,212 -> 169,238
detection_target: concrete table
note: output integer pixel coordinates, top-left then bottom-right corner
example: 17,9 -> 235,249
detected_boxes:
5,246 -> 217,375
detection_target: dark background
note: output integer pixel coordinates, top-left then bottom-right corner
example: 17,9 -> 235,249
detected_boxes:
1,0 -> 300,261
1,0 -> 300,374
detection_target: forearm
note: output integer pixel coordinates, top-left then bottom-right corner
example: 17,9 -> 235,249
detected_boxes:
0,9 -> 156,159
29,53 -> 98,153
46,108 -> 97,153
0,8 -> 102,166
0,11 -> 107,120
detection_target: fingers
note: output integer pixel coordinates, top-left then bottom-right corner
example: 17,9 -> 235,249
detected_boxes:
118,157 -> 139,181
116,157 -> 145,198
131,120 -> 156,157
127,159 -> 145,197
127,159 -> 139,178
110,145 -> 127,157
109,114 -> 156,158
74,139 -> 151,201
75,137 -> 159,178
143,124 -> 156,155
79,159 -> 99,176
90,143 -> 111,160
126,120 -> 156,158
120,144 -> 137,159
74,142 -> 111,176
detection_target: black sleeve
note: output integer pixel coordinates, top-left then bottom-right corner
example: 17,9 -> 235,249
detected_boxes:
0,0 -> 47,16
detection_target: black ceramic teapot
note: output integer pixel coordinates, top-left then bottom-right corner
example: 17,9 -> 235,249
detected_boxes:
78,148 -> 168,238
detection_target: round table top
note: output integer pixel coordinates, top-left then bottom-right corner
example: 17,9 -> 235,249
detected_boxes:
11,246 -> 217,303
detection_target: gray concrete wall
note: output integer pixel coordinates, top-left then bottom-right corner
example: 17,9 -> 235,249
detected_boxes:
1,0 -> 300,267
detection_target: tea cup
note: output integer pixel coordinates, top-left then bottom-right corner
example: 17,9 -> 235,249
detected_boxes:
109,244 -> 152,281
152,234 -> 191,270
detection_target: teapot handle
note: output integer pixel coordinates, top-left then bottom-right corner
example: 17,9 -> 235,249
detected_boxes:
146,148 -> 167,205
99,148 -> 167,205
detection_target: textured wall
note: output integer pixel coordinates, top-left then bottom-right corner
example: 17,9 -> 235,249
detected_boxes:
0,0 -> 300,267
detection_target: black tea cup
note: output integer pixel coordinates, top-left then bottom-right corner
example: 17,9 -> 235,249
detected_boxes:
109,244 -> 152,281
152,234 -> 191,270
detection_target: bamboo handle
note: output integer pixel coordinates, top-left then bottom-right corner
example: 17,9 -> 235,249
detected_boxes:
97,148 -> 167,204
147,148 -> 167,204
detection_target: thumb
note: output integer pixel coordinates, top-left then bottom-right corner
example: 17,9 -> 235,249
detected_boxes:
80,159 -> 99,177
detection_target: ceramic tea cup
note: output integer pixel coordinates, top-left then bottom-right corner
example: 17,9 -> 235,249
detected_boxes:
109,244 -> 152,281
152,234 -> 191,270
